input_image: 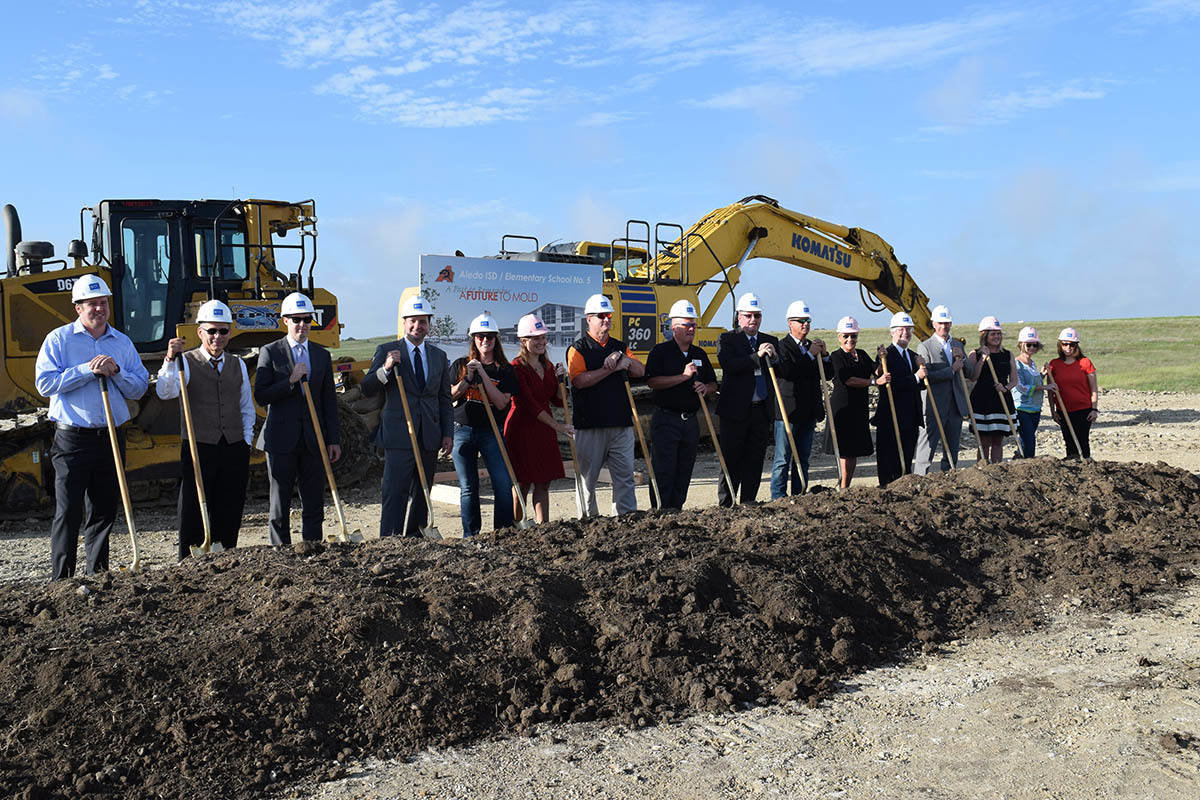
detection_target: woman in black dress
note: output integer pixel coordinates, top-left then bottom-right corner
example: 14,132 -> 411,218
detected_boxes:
968,315 -> 1018,464
825,316 -> 884,488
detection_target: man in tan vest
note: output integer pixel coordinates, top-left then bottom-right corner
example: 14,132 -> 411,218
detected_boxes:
156,300 -> 255,559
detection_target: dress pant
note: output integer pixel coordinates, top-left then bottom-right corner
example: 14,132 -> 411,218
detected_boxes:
49,426 -> 123,580
717,402 -> 771,506
266,447 -> 326,544
649,409 -> 699,510
381,446 -> 438,537
914,402 -> 964,474
575,426 -> 637,517
177,438 -> 250,559
876,419 -> 919,487
770,417 -> 816,499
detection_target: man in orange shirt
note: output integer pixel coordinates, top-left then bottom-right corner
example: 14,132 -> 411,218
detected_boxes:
566,293 -> 645,516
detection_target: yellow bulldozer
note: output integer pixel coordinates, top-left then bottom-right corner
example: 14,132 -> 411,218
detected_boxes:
1,198 -> 370,513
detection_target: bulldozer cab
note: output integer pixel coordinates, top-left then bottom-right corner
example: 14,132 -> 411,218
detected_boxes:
92,200 -> 250,352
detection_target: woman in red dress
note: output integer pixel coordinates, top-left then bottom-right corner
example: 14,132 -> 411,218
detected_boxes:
504,314 -> 575,523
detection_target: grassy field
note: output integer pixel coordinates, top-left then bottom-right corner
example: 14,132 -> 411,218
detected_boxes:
795,317 -> 1200,394
335,317 -> 1200,393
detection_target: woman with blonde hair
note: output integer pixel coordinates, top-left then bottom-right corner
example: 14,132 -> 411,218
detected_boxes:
504,314 -> 574,523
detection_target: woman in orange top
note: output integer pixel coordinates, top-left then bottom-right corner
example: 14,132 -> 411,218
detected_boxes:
1044,327 -> 1099,459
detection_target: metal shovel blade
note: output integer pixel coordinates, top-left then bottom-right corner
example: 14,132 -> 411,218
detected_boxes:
421,525 -> 442,541
515,518 -> 535,530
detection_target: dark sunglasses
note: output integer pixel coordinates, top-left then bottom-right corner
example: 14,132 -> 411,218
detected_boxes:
473,332 -> 497,340
741,312 -> 762,318
592,313 -> 613,320
201,327 -> 230,336
287,316 -> 313,324
793,318 -> 811,325
1059,341 -> 1078,347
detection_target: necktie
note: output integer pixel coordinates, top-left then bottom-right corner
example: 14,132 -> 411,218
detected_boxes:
751,336 -> 767,401
412,346 -> 426,393
943,338 -> 952,365
210,357 -> 221,372
293,344 -> 306,367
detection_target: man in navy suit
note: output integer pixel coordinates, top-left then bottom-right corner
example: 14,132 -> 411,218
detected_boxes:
716,292 -> 779,506
254,292 -> 340,544
872,311 -> 926,487
361,295 -> 453,537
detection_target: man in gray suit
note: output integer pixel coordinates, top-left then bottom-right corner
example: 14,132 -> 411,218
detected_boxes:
254,292 -> 341,544
914,304 -> 975,474
361,295 -> 453,537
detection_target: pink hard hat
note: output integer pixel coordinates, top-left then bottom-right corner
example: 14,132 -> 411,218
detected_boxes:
1017,326 -> 1040,343
1058,327 -> 1080,343
836,316 -> 860,334
978,315 -> 1002,332
517,313 -> 548,338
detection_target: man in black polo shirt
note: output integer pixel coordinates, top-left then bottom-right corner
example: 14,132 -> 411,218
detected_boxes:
645,300 -> 718,509
567,293 -> 646,517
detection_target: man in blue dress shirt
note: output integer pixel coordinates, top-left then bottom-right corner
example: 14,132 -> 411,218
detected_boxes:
34,274 -> 149,580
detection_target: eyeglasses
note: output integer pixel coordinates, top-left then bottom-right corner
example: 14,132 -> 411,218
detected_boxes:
201,327 -> 230,336
1059,341 -> 1078,347
677,322 -> 697,329
840,333 -> 858,339
473,332 -> 497,340
287,316 -> 313,324
793,318 -> 811,325
592,313 -> 612,320
741,312 -> 762,319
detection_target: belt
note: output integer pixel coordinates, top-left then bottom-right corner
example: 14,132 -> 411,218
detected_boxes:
751,399 -> 768,406
55,422 -> 109,436
657,408 -> 695,421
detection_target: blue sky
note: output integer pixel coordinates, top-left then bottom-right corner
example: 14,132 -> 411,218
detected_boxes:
3,1 -> 1198,338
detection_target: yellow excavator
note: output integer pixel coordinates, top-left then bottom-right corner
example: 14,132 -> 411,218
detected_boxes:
498,194 -> 933,363
1,198 -> 369,513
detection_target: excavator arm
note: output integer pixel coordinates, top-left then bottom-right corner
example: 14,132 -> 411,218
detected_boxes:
648,195 -> 933,338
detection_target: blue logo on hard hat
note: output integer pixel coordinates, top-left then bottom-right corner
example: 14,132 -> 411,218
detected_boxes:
535,320 -> 545,329
89,281 -> 100,290
214,308 -> 225,318
297,299 -> 309,309
413,301 -> 425,310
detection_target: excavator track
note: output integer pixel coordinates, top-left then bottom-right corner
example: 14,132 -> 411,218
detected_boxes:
0,409 -> 54,516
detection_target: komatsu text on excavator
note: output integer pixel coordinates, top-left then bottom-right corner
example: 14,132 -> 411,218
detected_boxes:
1,198 -> 366,512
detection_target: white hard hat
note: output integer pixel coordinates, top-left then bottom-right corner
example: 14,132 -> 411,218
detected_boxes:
836,316 -> 860,334
931,304 -> 952,323
978,315 -> 1002,332
400,295 -> 433,318
735,292 -> 763,313
281,292 -> 314,317
71,274 -> 112,302
1057,327 -> 1080,343
517,314 -> 548,337
468,312 -> 498,335
584,294 -> 614,315
1018,326 -> 1040,344
197,299 -> 233,324
667,299 -> 698,320
889,311 -> 915,329
785,300 -> 812,320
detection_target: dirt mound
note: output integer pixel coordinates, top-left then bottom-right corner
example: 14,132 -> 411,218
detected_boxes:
1,459 -> 1198,800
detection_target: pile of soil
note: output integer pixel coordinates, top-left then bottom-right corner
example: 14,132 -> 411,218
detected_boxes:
1,459 -> 1198,800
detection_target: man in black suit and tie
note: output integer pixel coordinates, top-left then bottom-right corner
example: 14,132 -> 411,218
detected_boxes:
716,292 -> 779,506
254,292 -> 340,544
771,299 -> 829,497
361,295 -> 453,537
872,311 -> 926,487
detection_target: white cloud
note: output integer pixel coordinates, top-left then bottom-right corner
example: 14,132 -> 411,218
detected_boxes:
0,89 -> 47,120
1129,0 -> 1200,22
979,81 -> 1106,122
1138,161 -> 1200,192
576,110 -> 639,127
689,84 -> 804,110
